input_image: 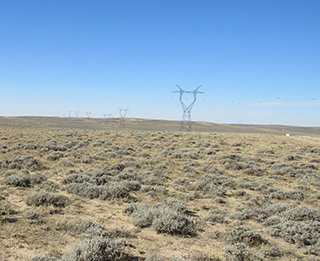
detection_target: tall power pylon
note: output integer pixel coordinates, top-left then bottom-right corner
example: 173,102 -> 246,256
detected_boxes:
118,108 -> 129,128
173,84 -> 204,131
103,114 -> 113,124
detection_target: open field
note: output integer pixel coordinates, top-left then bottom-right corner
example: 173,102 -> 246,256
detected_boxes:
1,118 -> 320,260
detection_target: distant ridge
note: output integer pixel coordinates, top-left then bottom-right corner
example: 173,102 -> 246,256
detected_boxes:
0,116 -> 319,136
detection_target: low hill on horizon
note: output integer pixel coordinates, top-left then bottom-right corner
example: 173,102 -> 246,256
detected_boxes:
0,116 -> 319,136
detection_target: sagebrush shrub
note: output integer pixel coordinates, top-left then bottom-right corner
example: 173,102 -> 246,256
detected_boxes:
145,254 -> 165,261
66,183 -> 103,199
206,210 -> 225,224
164,198 -> 187,213
125,202 -> 196,236
24,210 -> 40,224
263,245 -> 282,258
61,236 -> 127,261
21,155 -> 42,170
186,252 -> 219,261
2,172 -> 31,187
270,220 -> 320,246
152,206 -> 196,236
224,242 -> 259,261
31,173 -> 47,185
263,215 -> 282,226
100,183 -> 131,200
194,174 -> 237,193
234,189 -> 246,197
62,173 -> 95,185
131,205 -> 155,228
282,206 -> 320,222
225,226 -> 266,247
26,191 -> 70,207
47,151 -> 64,161
79,220 -> 135,239
30,255 -> 58,261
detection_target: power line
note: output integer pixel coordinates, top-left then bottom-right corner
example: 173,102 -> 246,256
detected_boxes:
172,84 -> 204,131
118,108 -> 129,128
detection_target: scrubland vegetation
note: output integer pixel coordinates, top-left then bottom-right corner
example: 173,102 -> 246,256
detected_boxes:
1,124 -> 320,260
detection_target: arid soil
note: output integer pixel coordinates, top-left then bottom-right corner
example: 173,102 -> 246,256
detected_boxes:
1,122 -> 320,260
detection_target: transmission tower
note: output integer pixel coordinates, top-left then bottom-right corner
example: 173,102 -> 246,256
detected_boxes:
118,108 -> 129,128
75,111 -> 79,117
172,84 -> 204,131
86,112 -> 91,118
68,111 -> 72,117
103,114 -> 113,124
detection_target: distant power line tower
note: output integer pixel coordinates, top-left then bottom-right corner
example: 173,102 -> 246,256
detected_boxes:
86,112 -> 91,118
103,114 -> 113,124
118,108 -> 129,128
75,111 -> 79,117
172,84 -> 204,131
68,111 -> 72,117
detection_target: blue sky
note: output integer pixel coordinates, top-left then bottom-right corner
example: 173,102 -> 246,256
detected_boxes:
1,0 -> 319,126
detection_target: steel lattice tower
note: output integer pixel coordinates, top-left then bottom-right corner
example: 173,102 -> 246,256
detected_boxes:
118,108 -> 129,128
103,114 -> 113,124
173,84 -> 204,131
